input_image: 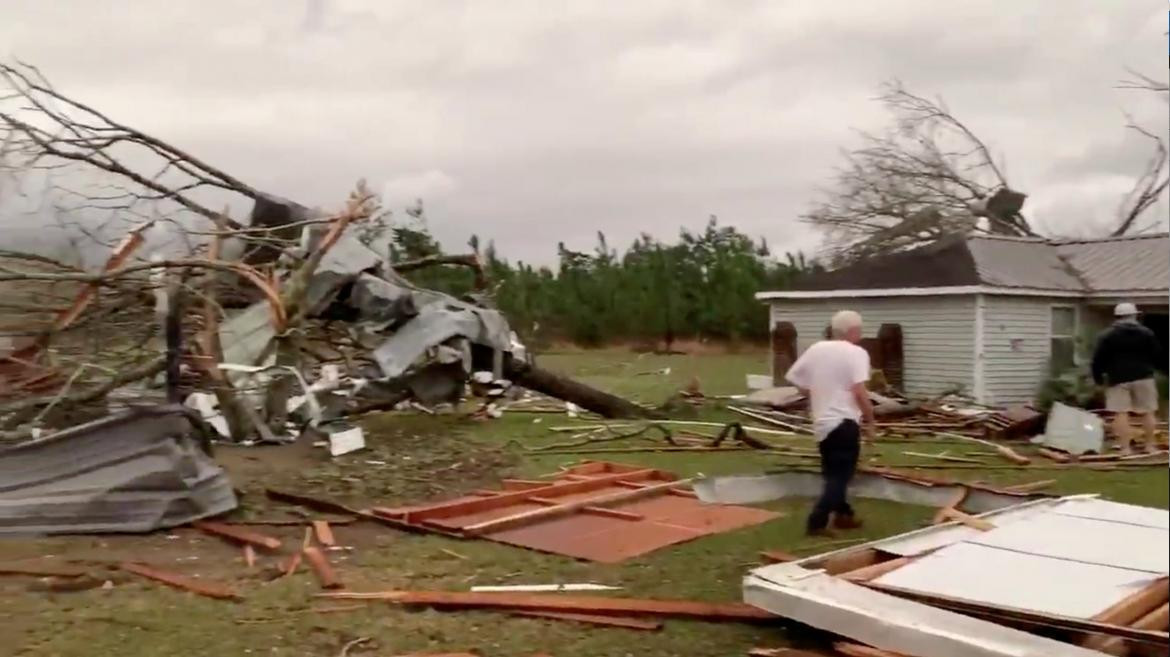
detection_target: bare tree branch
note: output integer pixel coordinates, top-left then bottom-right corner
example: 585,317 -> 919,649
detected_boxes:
804,80 -> 1034,265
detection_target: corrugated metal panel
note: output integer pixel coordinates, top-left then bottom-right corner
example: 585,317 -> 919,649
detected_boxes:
1056,234 -> 1169,293
967,236 -> 1084,291
0,406 -> 237,535
980,295 -> 1072,405
770,296 -> 976,398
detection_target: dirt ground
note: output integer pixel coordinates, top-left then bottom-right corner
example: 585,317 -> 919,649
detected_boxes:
1,350 -> 1167,656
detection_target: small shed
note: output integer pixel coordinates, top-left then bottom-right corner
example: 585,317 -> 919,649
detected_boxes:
757,233 -> 1169,405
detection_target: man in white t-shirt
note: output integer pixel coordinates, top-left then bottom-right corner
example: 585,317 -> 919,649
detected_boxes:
785,310 -> 875,536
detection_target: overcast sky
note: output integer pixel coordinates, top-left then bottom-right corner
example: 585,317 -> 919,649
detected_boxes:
2,1 -> 1167,264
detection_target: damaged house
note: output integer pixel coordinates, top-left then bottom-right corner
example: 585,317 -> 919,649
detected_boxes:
758,233 -> 1170,405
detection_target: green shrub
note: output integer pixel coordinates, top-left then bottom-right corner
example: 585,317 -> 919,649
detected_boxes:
1036,367 -> 1101,413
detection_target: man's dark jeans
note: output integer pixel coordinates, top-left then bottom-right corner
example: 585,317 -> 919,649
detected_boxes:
807,419 -> 861,531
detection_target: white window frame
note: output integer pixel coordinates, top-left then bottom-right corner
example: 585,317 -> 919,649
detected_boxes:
1048,303 -> 1080,369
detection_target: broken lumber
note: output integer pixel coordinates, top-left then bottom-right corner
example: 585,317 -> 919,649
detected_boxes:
1089,602 -> 1170,655
1082,576 -> 1170,653
901,451 -> 985,464
1003,479 -> 1056,493
193,520 -> 282,551
312,520 -> 336,547
510,610 -> 662,631
120,562 -> 241,600
318,590 -> 776,622
1036,447 -> 1072,463
934,507 -> 995,531
461,478 -> 695,536
302,547 -> 343,590
935,432 -> 1030,464
930,486 -> 970,525
748,650 -> 832,657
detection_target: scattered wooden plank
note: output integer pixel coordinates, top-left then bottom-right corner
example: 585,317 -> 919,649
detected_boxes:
510,610 -> 662,631
461,478 -> 695,536
282,552 -> 303,577
934,507 -> 995,531
302,547 -> 343,590
120,562 -> 241,601
193,520 -> 282,551
1036,448 -> 1072,463
1003,479 -> 1056,493
901,451 -> 985,465
243,545 -> 256,569
312,520 -> 336,547
1088,602 -> 1170,655
930,486 -> 970,525
319,590 -> 776,622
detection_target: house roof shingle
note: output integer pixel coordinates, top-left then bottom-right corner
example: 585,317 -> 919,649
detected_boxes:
782,233 -> 1168,295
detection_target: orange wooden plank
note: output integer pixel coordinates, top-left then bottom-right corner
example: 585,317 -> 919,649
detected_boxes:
312,520 -> 336,547
194,521 -> 282,550
303,547 -> 343,590
389,469 -> 664,522
833,643 -> 911,657
320,590 -> 775,621
121,562 -> 241,600
511,609 -> 661,630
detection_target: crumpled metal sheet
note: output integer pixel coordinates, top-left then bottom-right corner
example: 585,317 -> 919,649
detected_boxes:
0,405 -> 237,535
372,302 -> 511,379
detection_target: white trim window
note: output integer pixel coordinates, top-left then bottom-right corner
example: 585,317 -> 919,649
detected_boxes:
1049,305 -> 1078,373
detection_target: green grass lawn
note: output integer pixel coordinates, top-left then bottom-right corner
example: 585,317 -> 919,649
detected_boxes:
2,349 -> 1166,657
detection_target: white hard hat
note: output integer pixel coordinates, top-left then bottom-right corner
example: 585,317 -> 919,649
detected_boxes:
1114,302 -> 1139,317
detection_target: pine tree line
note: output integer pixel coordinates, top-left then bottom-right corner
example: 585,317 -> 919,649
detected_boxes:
365,205 -> 819,348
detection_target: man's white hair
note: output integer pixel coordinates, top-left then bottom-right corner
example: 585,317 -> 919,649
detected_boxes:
831,310 -> 863,337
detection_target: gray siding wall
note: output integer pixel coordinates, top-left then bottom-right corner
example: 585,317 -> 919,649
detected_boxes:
981,295 -> 1079,405
769,296 -> 976,398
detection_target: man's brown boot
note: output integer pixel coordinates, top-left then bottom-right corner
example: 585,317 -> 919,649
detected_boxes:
832,514 -> 864,530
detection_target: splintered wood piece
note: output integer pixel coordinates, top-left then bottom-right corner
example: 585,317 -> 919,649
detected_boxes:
120,562 -> 241,600
282,552 -> 303,577
302,547 -> 343,590
243,545 -> 256,569
319,590 -> 775,621
193,521 -> 282,551
1003,479 -> 1055,493
1036,448 -> 1072,464
935,507 -> 995,531
312,520 -> 336,547
510,610 -> 662,631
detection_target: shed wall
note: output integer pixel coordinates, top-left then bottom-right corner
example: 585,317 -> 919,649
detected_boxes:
769,296 -> 976,398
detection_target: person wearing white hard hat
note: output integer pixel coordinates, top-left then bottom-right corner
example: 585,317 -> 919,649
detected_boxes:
1091,303 -> 1164,454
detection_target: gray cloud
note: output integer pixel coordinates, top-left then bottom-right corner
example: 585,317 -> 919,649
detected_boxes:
2,0 -> 1166,264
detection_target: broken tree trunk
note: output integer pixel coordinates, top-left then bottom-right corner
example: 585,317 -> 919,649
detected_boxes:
504,358 -> 657,420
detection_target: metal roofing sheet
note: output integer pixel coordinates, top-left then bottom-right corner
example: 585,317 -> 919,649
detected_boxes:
1056,234 -> 1169,293
0,406 -> 237,535
967,236 -> 1084,291
872,542 -> 1155,619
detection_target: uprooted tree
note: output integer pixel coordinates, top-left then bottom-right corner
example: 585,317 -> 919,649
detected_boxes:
806,79 -> 1168,265
0,60 -> 655,443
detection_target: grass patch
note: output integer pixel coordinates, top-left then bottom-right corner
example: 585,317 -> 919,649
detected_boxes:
2,349 -> 1165,656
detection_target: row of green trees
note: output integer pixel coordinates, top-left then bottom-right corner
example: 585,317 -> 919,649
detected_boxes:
368,205 -> 818,347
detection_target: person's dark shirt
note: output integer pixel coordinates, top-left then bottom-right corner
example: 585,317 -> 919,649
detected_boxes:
1090,319 -> 1164,386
